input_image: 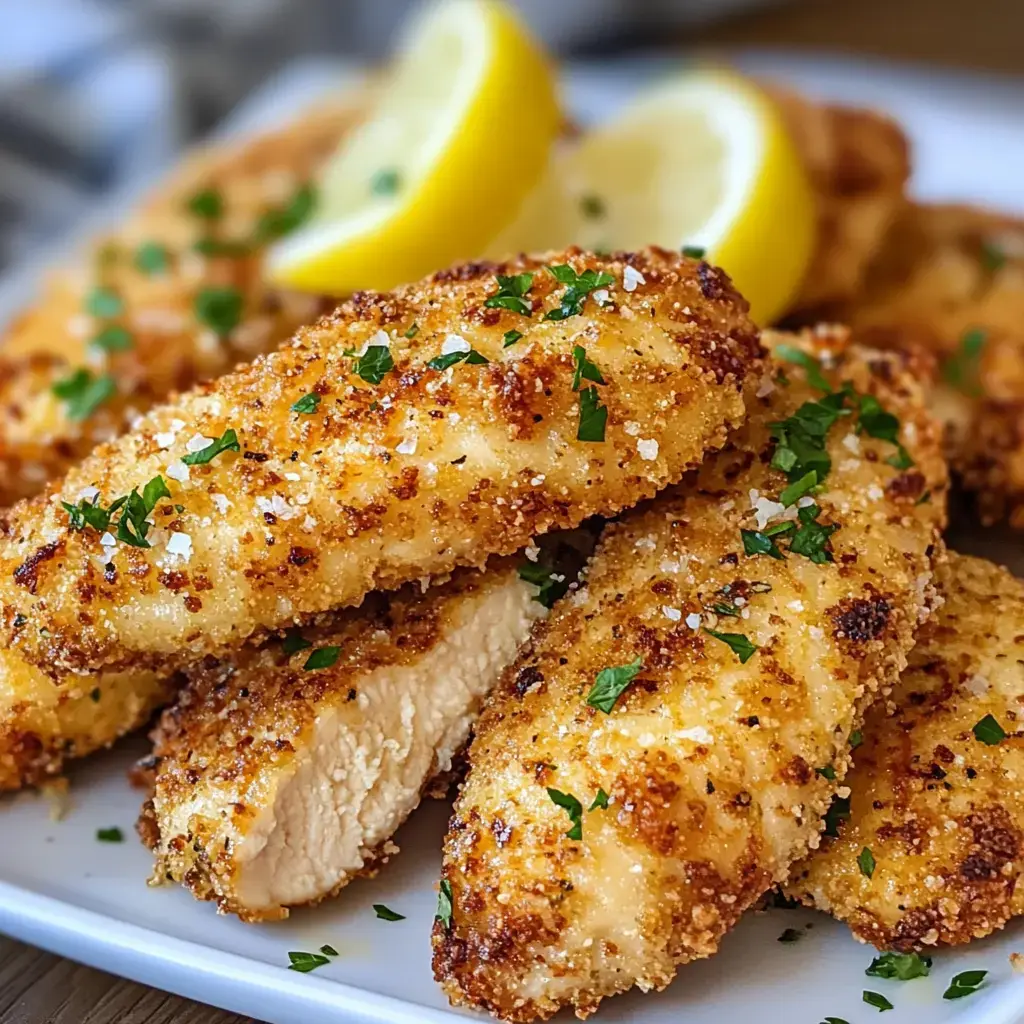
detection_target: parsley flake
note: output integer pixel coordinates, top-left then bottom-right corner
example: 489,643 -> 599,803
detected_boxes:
62,492 -> 122,534
858,846 -> 876,878
981,240 -> 1007,272
863,990 -> 893,1013
816,764 -> 837,780
703,628 -> 757,663
427,348 -> 489,371
775,344 -> 831,392
943,969 -> 987,1000
134,241 -> 170,275
282,629 -> 312,656
370,168 -> 401,196
571,345 -> 606,390
580,194 -> 605,219
320,944 -> 339,957
91,325 -> 133,353
373,904 -> 406,921
682,245 -> 706,259
789,503 -> 839,564
586,658 -> 643,714
187,188 -> 223,220
857,393 -> 913,469
850,730 -> 863,749
181,428 -> 240,466
194,286 -> 243,337
779,469 -> 818,508
741,529 -> 785,561
821,1018 -> 851,1024
711,601 -> 740,617
547,787 -> 584,840
52,369 -> 117,421
589,788 -> 609,811
304,646 -> 340,671
253,184 -> 317,243
287,951 -> 331,973
86,286 -> 123,319
518,560 -> 570,608
770,389 -> 851,486
436,879 -> 453,931
96,827 -> 124,842
116,476 -> 171,547
973,713 -> 1006,745
777,927 -> 803,944
291,393 -> 321,414
823,794 -> 851,837
404,323 -> 419,339
943,328 -> 986,396
502,329 -> 523,347
353,343 -> 395,385
544,265 -> 614,321
484,272 -> 534,317
577,386 -> 607,443
866,952 -> 932,981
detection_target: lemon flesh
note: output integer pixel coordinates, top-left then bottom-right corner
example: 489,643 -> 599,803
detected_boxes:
493,69 -> 816,324
269,0 -> 560,295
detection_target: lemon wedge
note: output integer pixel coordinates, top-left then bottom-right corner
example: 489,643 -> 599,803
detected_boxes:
268,0 -> 560,295
493,68 -> 816,324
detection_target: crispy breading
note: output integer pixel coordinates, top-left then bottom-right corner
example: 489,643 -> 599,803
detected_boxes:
785,552 -> 1024,951
768,87 -> 911,312
0,98 -> 362,507
825,202 -> 1024,526
140,559 -> 546,921
0,248 -> 761,677
432,331 -> 947,1022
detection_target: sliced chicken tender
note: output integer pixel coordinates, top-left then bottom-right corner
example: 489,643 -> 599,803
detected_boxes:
139,560 -> 546,921
432,332 -> 946,1022
0,248 -> 761,677
768,87 -> 910,312
785,553 -> 1024,950
0,98 -> 363,508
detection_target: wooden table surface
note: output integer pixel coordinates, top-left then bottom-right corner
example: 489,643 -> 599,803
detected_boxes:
3,0 -> 1019,1021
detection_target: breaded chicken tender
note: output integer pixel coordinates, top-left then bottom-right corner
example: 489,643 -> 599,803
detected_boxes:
785,553 -> 1024,950
139,559 -> 546,921
769,88 -> 910,312
828,203 -> 1024,526
0,98 -> 362,507
0,248 -> 761,677
432,331 -> 947,1022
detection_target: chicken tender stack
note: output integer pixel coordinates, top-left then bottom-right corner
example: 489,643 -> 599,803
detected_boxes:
433,330 -> 947,1021
0,248 -> 761,679
785,552 -> 1024,950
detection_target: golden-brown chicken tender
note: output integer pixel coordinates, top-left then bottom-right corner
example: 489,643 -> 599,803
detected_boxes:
769,87 -> 911,312
0,248 -> 760,678
432,330 -> 947,1022
785,552 -> 1024,951
0,98 -> 362,507
825,203 -> 1024,527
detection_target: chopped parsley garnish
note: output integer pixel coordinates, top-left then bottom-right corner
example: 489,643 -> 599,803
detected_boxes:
682,245 -> 706,259
858,846 -> 876,878
943,969 -> 987,1000
282,629 -> 312,656
703,628 -> 757,663
373,904 -> 406,921
181,428 -> 240,466
789,503 -> 839,564
586,658 -> 643,714
741,528 -> 785,560
320,944 -> 339,956
187,188 -> 223,220
769,390 -> 851,486
547,787 -> 584,840
943,328 -> 986,395
194,285 -> 243,337
86,286 -> 124,319
916,489 -> 932,506
436,879 -> 453,931
863,990 -> 893,1012
134,241 -> 170,275
484,272 -> 534,316
779,470 -> 818,508
116,476 -> 172,547
577,387 -> 607,443
370,168 -> 401,196
775,344 -> 831,392
821,1018 -> 851,1024
291,393 -> 321,414
304,646 -> 341,671
518,560 -> 570,608
981,240 -> 1006,272
711,601 -> 741,617
866,952 -> 932,981
404,323 -> 419,339
543,264 -> 614,321
353,343 -> 395,385
91,325 -> 133,353
502,329 -> 522,347
62,492 -> 121,533
96,827 -> 124,842
287,951 -> 331,973
52,369 -> 116,421
571,345 -> 606,390
90,687 -> 101,702
973,713 -> 1006,745
427,348 -> 489,371
589,788 -> 609,811
253,184 -> 317,243
850,730 -> 863,749
580,194 -> 605,219
823,794 -> 851,837
777,928 -> 802,943
815,764 -> 837,780
856,393 -> 913,469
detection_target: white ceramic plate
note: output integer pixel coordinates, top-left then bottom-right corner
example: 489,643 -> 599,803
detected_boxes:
4,54 -> 1024,1024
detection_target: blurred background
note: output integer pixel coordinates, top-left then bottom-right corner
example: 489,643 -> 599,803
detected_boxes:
0,0 -> 1018,274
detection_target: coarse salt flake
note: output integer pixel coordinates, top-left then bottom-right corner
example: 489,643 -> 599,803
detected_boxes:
623,421 -> 641,436
685,612 -> 702,630
623,265 -> 645,292
637,438 -> 659,461
662,606 -> 682,622
396,437 -> 417,455
165,532 -> 192,561
680,726 -> 713,744
186,433 -> 212,453
165,460 -> 189,482
441,333 -> 470,355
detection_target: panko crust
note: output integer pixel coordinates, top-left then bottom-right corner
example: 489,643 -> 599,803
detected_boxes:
0,97 -> 362,508
785,553 -> 1024,950
432,331 -> 947,1022
769,87 -> 911,312
820,203 -> 1024,525
0,248 -> 761,676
